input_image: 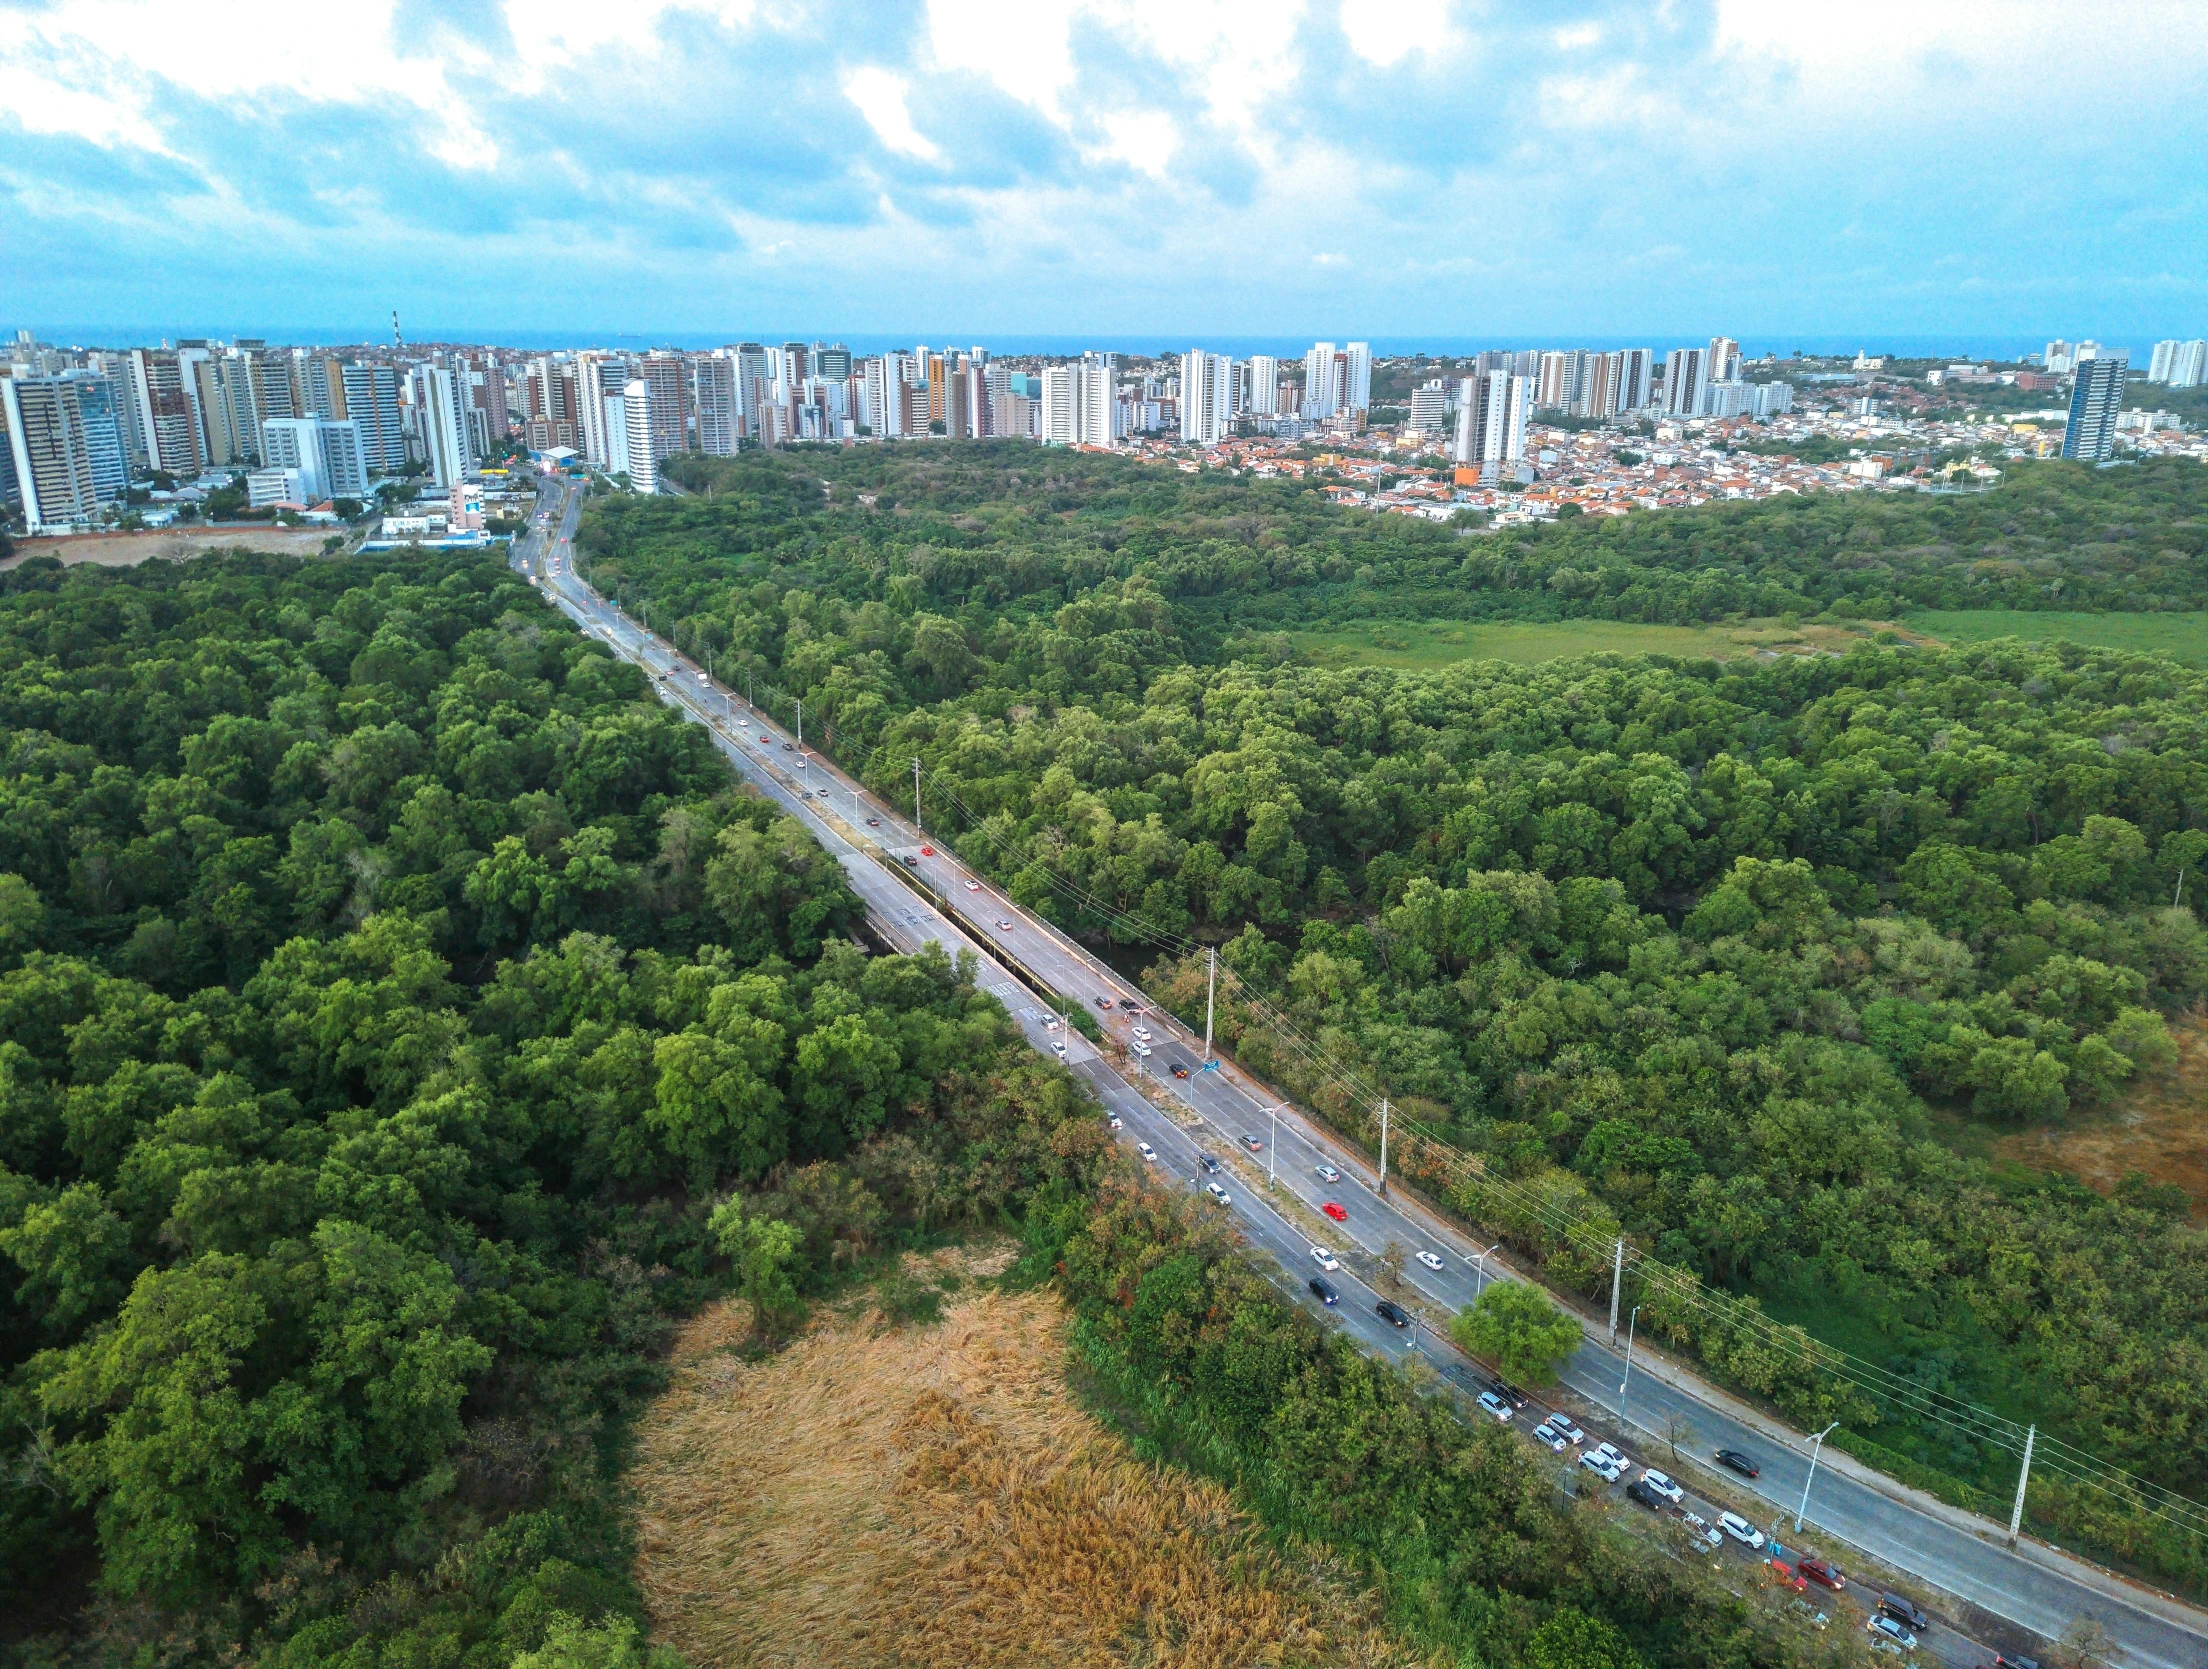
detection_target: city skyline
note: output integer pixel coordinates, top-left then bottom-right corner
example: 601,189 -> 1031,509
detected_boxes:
4,2 -> 2205,339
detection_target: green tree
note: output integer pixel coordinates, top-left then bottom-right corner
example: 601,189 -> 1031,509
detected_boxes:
1449,1280 -> 1584,1384
707,1196 -> 804,1340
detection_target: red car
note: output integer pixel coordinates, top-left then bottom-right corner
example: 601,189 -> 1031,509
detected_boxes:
1798,1557 -> 1845,1591
1766,1559 -> 1807,1593
919,846 -> 934,857
1321,1202 -> 1348,1222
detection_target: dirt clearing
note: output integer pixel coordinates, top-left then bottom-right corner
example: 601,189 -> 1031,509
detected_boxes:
1995,1010 -> 2208,1219
2,526 -> 342,568
628,1257 -> 1428,1669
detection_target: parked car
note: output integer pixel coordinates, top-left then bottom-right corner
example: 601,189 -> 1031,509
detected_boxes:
1715,1448 -> 1761,1479
1591,1441 -> 1628,1469
1415,1251 -> 1444,1272
1545,1416 -> 1585,1445
1310,1246 -> 1340,1272
1375,1299 -> 1410,1327
1532,1421 -> 1569,1453
1476,1392 -> 1513,1423
1876,1596 -> 1930,1635
1718,1512 -> 1765,1549
1316,1163 -> 1341,1183
1868,1616 -> 1917,1651
1135,1141 -> 1158,1162
1484,1378 -> 1528,1410
1624,1479 -> 1664,1510
1322,1201 -> 1348,1222
1767,1559 -> 1807,1593
1798,1557 -> 1844,1591
1640,1469 -> 1684,1504
1308,1276 -> 1338,1305
1204,1182 -> 1231,1205
1579,1451 -> 1624,1482
1678,1511 -> 1723,1549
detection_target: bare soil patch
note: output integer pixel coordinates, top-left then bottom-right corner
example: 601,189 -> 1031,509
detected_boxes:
2,526 -> 341,569
628,1267 -> 1427,1669
1994,1010 -> 2208,1219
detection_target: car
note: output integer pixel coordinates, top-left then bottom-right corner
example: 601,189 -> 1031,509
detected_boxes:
1199,1155 -> 1220,1174
1044,1018 -> 1060,1031
1579,1451 -> 1624,1482
900,854 -> 919,867
1309,1276 -> 1338,1305
1131,1042 -> 1152,1057
1484,1378 -> 1528,1410
1310,1246 -> 1340,1272
1532,1421 -> 1569,1453
735,716 -> 750,726
1170,1064 -> 1190,1078
1797,1557 -> 1844,1591
965,880 -> 981,892
1131,1025 -> 1152,1040
918,846 -> 933,857
781,741 -> 793,750
1767,1559 -> 1807,1593
1545,1416 -> 1585,1445
1316,1163 -> 1341,1182
1640,1469 -> 1684,1504
1375,1300 -> 1410,1328
1592,1441 -> 1627,1469
996,919 -> 1013,932
792,757 -> 807,768
1135,1141 -> 1158,1162
1715,1448 -> 1761,1479
800,790 -> 813,799
1876,1596 -> 1929,1635
1204,1182 -> 1231,1205
1095,995 -> 1113,1009
1118,999 -> 1141,1010
1678,1511 -> 1723,1549
1052,1041 -> 1066,1055
1624,1479 -> 1664,1510
864,815 -> 878,826
1415,1250 -> 1444,1272
1106,1116 -> 1122,1130
1718,1512 -> 1765,1550
1867,1616 -> 1916,1651
1321,1201 -> 1348,1222
1477,1392 -> 1513,1422
696,672 -> 709,685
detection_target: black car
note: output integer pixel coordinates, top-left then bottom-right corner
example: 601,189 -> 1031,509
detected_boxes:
1485,1378 -> 1529,1410
1624,1479 -> 1664,1510
1199,1155 -> 1220,1175
1375,1299 -> 1410,1327
1877,1595 -> 1930,1634
1715,1448 -> 1761,1479
1309,1276 -> 1339,1306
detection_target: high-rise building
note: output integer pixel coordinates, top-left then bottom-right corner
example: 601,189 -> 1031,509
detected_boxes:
1343,343 -> 1371,413
1706,336 -> 1741,385
691,355 -> 739,455
340,363 -> 403,474
1302,342 -> 1340,419
1078,352 -> 1119,446
1576,352 -> 1618,420
68,374 -> 128,503
2062,352 -> 2129,462
1246,355 -> 1280,417
1663,347 -> 1708,418
813,344 -> 852,381
627,354 -> 688,460
1617,348 -> 1654,412
412,365 -> 476,487
2043,340 -> 2075,375
1180,350 -> 1233,445
576,356 -> 630,466
1406,380 -> 1448,440
1536,351 -> 1573,411
191,355 -> 260,466
1752,382 -> 1795,418
129,348 -> 204,476
3,375 -> 119,531
623,380 -> 659,490
260,418 -> 368,501
2170,340 -> 2208,389
2150,340 -> 2181,383
1453,372 -> 1528,474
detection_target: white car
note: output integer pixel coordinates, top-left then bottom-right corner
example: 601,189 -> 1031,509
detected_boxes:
1640,1469 -> 1684,1505
1052,1041 -> 1066,1055
965,880 -> 981,891
1310,1246 -> 1340,1272
1131,1024 -> 1152,1040
1476,1392 -> 1513,1422
1545,1416 -> 1585,1445
737,717 -> 750,726
1579,1452 -> 1624,1482
696,672 -> 709,684
1107,1115 -> 1122,1130
1592,1441 -> 1628,1470
1719,1512 -> 1765,1550
1204,1182 -> 1231,1205
1136,1140 -> 1158,1162
1044,1018 -> 1060,1031
1131,1041 -> 1152,1056
1532,1421 -> 1569,1452
1415,1251 -> 1444,1272
1316,1164 -> 1341,1183
1867,1617 -> 1916,1651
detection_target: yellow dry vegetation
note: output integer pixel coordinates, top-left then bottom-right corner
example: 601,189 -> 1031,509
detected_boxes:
629,1255 -> 1432,1669
1996,1008 -> 2208,1219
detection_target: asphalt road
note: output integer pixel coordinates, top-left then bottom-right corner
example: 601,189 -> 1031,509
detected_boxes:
511,475 -> 2208,1669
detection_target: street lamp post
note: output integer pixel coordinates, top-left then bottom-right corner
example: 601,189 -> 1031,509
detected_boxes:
1617,1305 -> 1642,1419
1267,1102 -> 1281,1188
1472,1241 -> 1503,1296
1796,1422 -> 1840,1532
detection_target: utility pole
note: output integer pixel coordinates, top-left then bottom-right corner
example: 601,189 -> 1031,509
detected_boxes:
1473,1241 -> 1502,1297
2008,1425 -> 2036,1546
1796,1422 -> 1839,1532
1617,1304 -> 1641,1417
1203,947 -> 1215,1062
1267,1103 -> 1279,1188
913,758 -> 922,833
1378,1098 -> 1389,1195
795,697 -> 803,751
1609,1238 -> 1624,1347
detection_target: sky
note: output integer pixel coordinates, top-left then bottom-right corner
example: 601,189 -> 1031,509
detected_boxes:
3,0 -> 2206,349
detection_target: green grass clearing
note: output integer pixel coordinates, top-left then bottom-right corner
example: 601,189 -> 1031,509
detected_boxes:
1291,616 -> 1887,668
1903,609 -> 2208,663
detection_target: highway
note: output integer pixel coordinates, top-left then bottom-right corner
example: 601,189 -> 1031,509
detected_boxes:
510,473 -> 2208,1669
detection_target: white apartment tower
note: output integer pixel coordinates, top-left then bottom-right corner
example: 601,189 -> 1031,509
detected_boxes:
413,365 -> 476,487
692,355 -> 739,455
1180,350 -> 1234,446
1246,355 -> 1280,416
622,380 -> 658,492
1453,372 -> 1529,474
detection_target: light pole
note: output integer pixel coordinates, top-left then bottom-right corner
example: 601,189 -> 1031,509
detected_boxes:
1266,1102 -> 1282,1188
1796,1422 -> 1840,1532
1472,1241 -> 1502,1296
1617,1305 -> 1642,1418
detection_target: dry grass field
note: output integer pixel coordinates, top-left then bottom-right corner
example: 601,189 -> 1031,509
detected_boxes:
1,526 -> 341,568
628,1248 -> 1431,1669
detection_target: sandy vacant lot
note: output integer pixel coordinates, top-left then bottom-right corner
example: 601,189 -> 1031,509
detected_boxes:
629,1250 -> 1428,1669
1,526 -> 344,569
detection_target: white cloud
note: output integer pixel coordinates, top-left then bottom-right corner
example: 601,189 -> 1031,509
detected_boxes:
844,65 -> 943,161
1338,0 -> 1449,68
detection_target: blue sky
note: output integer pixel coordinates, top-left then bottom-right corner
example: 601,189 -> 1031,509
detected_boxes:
3,0 -> 2205,347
